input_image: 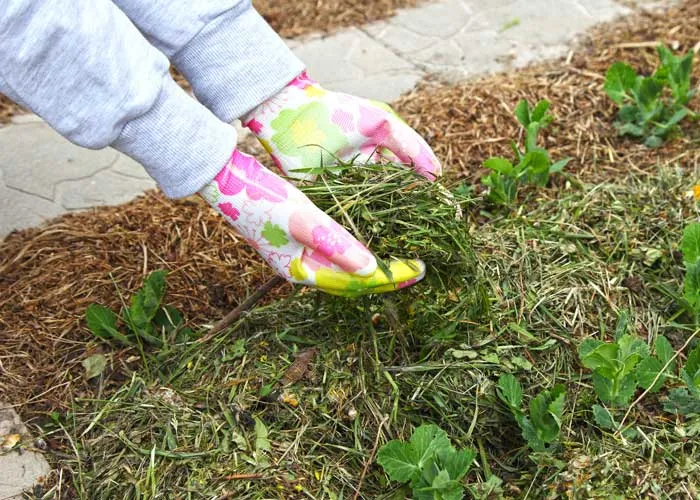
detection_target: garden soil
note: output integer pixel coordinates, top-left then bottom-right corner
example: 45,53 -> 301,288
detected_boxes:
1,0 -> 700,432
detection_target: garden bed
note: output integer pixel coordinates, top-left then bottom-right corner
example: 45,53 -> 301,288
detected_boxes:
2,1 -> 700,498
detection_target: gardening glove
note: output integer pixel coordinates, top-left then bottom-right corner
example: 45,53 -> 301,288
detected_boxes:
200,149 -> 426,297
242,71 -> 442,181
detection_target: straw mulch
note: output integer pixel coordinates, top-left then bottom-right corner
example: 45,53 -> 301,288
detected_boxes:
0,193 -> 287,418
2,0 -> 700,423
253,0 -> 419,38
0,0 -> 420,124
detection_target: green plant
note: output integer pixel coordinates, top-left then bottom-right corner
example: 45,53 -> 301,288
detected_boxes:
85,270 -> 193,348
376,424 -> 477,499
664,343 -> 700,416
482,99 -> 570,205
604,44 -> 695,148
578,313 -> 674,430
681,222 -> 700,323
497,374 -> 566,453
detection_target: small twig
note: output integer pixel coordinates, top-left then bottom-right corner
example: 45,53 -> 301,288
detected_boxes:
615,329 -> 700,434
198,276 -> 285,343
353,416 -> 389,500
223,473 -> 264,480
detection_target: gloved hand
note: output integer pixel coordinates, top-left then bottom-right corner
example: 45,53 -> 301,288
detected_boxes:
242,71 -> 442,181
200,150 -> 425,297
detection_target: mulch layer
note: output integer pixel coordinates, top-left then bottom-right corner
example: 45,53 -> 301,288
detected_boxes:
2,0 -> 700,423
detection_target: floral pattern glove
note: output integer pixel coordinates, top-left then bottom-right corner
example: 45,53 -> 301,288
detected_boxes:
200,150 -> 426,297
243,71 -> 442,181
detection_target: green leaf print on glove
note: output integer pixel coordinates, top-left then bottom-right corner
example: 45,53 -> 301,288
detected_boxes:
270,101 -> 348,173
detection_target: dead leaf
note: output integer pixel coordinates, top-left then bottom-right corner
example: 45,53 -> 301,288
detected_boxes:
280,348 -> 318,386
1,433 -> 21,450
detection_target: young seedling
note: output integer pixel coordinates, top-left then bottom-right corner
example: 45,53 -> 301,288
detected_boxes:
85,270 -> 193,349
376,424 -> 477,500
663,342 -> 700,416
482,99 -> 570,205
497,374 -> 566,453
604,44 -> 696,147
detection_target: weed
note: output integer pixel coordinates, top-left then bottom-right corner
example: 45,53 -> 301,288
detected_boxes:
664,342 -> 700,416
85,270 -> 194,349
604,44 -> 695,147
376,424 -> 476,499
497,374 -> 566,453
481,99 -> 570,205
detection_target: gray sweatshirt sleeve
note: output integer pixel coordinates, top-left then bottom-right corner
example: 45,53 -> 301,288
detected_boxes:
0,0 -> 237,198
111,0 -> 305,123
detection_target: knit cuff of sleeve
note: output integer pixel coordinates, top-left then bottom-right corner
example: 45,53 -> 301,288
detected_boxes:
112,77 -> 237,199
171,4 -> 305,123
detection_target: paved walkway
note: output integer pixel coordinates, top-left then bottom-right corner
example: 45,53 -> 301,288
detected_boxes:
0,0 -> 674,240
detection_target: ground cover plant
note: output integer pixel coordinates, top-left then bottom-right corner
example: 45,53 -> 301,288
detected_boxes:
3,1 -> 700,498
604,44 -> 696,147
481,99 -> 570,205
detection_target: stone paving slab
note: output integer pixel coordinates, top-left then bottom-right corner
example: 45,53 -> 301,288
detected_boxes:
0,0 -> 679,239
0,403 -> 51,500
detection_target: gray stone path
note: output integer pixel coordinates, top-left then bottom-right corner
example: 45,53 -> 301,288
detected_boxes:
0,0 -> 674,238
0,403 -> 51,500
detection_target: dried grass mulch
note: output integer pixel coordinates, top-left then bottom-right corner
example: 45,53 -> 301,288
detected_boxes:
253,0 -> 419,38
0,193 -> 288,419
3,0 -> 700,423
395,1 -> 700,186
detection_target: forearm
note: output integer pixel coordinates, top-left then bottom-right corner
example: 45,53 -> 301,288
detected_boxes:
0,0 -> 236,198
111,0 -> 304,122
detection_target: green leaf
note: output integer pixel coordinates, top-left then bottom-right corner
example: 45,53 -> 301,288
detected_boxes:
497,374 -> 523,410
636,77 -> 663,109
254,417 -> 271,453
614,374 -> 638,407
644,135 -> 664,148
514,100 -> 530,127
684,343 -> 700,390
617,335 -> 649,377
592,372 -> 614,404
682,223 -> 700,265
82,353 -> 107,380
410,424 -> 450,470
549,158 -> 571,174
605,62 -> 637,104
655,336 -> 674,367
636,357 -> 666,392
438,446 -> 477,481
615,311 -> 630,340
529,385 -> 565,444
592,404 -> 616,430
520,417 -> 544,452
261,222 -> 289,248
431,469 -> 452,490
579,340 -> 618,377
530,100 -> 551,124
684,261 -> 700,308
153,305 -> 183,333
85,304 -> 120,340
483,157 -> 515,176
129,270 -> 167,336
377,440 -> 420,483
664,388 -> 700,416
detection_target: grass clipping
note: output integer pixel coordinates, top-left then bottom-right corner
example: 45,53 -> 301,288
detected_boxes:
57,163 -> 490,497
